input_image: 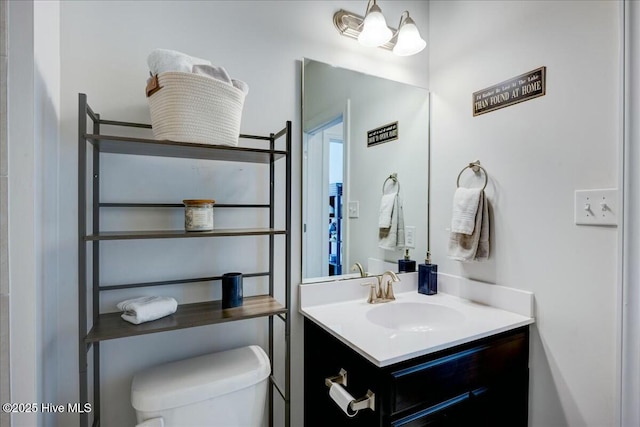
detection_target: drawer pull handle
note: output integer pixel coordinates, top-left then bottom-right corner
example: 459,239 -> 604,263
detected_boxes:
325,369 -> 375,416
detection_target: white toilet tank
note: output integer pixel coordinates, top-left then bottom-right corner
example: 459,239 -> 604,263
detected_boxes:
131,345 -> 270,427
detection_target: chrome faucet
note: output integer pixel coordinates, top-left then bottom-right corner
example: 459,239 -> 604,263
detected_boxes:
351,262 -> 367,278
361,270 -> 400,304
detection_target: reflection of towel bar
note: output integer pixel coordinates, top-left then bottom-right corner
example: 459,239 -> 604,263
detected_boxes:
325,368 -> 376,412
456,160 -> 488,190
382,173 -> 400,194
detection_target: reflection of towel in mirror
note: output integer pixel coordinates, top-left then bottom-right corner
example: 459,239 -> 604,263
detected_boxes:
117,296 -> 178,325
448,188 -> 490,262
378,193 -> 396,228
378,190 -> 405,251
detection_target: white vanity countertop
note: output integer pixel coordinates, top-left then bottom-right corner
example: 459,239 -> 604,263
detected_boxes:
299,273 -> 535,367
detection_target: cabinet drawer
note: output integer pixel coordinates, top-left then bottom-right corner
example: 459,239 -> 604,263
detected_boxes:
389,331 -> 527,415
390,346 -> 484,414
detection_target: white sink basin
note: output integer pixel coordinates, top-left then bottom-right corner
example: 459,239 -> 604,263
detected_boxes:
366,302 -> 466,332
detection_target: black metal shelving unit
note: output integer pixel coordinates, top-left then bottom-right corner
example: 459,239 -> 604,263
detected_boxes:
328,182 -> 343,276
77,93 -> 291,427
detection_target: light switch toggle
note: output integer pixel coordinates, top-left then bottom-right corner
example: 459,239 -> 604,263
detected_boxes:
574,188 -> 618,226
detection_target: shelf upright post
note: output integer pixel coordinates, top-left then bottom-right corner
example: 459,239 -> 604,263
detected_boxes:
268,131 -> 275,427
78,94 -> 89,427
284,121 -> 292,427
92,111 -> 101,426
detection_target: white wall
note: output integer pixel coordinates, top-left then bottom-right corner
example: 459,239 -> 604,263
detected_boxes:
622,1 -> 640,425
57,2 -> 429,426
429,1 -> 620,426
7,1 -> 60,426
34,2 -> 61,426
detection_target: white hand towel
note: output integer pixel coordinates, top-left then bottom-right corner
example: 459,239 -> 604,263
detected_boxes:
447,190 -> 490,262
117,296 -> 178,325
378,193 -> 405,251
450,187 -> 482,235
147,48 -> 211,75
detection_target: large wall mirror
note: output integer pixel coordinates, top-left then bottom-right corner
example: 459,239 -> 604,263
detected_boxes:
302,58 -> 430,283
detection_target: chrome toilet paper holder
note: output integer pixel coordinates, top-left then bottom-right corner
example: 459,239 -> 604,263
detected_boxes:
325,368 -> 375,412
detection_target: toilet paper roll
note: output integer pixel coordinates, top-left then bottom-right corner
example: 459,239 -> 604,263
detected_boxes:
329,383 -> 358,417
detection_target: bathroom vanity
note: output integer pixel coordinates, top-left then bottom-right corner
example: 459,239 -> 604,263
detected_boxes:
305,320 -> 528,426
300,273 -> 534,426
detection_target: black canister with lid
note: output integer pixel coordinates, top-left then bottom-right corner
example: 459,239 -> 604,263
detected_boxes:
222,272 -> 243,308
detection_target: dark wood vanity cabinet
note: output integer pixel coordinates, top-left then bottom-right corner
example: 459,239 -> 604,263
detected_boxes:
304,319 -> 529,427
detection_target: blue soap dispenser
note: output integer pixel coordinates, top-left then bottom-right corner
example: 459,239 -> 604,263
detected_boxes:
418,251 -> 437,295
398,249 -> 417,273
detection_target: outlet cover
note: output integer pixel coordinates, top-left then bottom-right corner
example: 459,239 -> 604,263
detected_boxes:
574,188 -> 618,226
405,226 -> 416,248
348,201 -> 359,218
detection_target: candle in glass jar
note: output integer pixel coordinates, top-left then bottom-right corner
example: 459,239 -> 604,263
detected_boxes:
183,199 -> 215,231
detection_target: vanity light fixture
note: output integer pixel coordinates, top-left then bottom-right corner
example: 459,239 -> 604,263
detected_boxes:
357,0 -> 393,47
392,11 -> 427,56
333,1 -> 426,56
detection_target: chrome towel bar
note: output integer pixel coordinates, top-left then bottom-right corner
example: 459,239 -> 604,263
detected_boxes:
456,160 -> 488,190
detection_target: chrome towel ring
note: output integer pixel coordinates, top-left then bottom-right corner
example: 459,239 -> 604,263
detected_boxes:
456,160 -> 488,191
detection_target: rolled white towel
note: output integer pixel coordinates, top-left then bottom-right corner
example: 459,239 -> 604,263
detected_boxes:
147,48 -> 211,75
192,64 -> 233,84
231,79 -> 249,95
117,296 -> 178,325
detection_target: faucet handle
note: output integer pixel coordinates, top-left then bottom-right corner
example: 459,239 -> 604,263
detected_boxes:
384,281 -> 396,301
360,281 -> 378,304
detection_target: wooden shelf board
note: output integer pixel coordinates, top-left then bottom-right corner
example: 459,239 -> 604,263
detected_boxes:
85,227 -> 287,241
85,134 -> 286,163
85,295 -> 286,343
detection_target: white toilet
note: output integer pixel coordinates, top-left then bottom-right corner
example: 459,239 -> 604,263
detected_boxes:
131,345 -> 270,427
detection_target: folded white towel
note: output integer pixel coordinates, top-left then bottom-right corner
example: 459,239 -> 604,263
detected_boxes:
448,190 -> 490,262
117,296 -> 178,325
147,48 -> 211,75
450,187 -> 482,235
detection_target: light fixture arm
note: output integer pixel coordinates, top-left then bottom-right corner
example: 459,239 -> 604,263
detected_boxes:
396,11 -> 411,32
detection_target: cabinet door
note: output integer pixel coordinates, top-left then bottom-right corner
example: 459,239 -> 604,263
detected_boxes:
304,319 -> 385,427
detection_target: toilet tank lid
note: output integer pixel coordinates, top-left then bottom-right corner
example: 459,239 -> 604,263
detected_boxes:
131,345 -> 270,412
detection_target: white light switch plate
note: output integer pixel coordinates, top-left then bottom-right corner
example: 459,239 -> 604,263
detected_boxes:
405,226 -> 416,248
574,188 -> 618,226
348,201 -> 359,218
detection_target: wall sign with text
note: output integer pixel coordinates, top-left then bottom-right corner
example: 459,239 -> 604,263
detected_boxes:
367,122 -> 398,147
473,67 -> 546,116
